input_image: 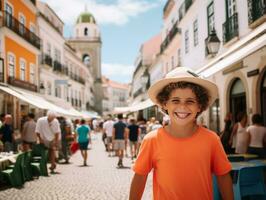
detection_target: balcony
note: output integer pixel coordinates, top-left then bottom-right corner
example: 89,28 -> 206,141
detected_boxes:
248,0 -> 266,27
53,60 -> 63,72
3,11 -> 41,49
160,21 -> 181,53
223,13 -> 239,43
185,0 -> 193,12
41,54 -> 53,67
69,72 -> 85,85
7,76 -> 37,92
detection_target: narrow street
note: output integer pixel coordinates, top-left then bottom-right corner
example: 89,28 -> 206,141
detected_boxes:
0,133 -> 152,200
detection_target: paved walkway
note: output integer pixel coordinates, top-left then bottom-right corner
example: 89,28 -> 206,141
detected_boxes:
0,133 -> 152,200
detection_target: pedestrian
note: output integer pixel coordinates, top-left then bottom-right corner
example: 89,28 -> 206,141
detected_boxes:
22,113 -> 37,151
76,119 -> 91,166
247,114 -> 266,158
128,118 -> 140,160
220,112 -> 233,153
35,110 -> 61,173
112,113 -> 127,168
58,116 -> 71,163
129,67 -> 233,200
0,114 -> 14,152
103,115 -> 114,156
229,112 -> 248,154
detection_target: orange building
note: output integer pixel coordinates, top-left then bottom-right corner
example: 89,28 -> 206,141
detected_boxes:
0,0 -> 40,127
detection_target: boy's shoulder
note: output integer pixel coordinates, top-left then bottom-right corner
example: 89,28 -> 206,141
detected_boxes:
143,129 -> 160,140
199,126 -> 220,141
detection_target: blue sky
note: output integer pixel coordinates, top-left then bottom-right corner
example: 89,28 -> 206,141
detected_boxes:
42,0 -> 165,83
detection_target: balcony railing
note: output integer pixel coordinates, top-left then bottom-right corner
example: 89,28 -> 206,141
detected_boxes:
53,60 -> 63,72
69,72 -> 85,85
7,76 -> 37,92
3,11 -> 41,49
0,72 -> 4,83
223,13 -> 239,43
41,54 -> 53,67
185,0 -> 193,12
248,0 -> 266,25
161,21 -> 181,53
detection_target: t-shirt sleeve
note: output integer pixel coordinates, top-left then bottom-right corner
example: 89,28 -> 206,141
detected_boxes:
211,135 -> 232,176
133,137 -> 154,175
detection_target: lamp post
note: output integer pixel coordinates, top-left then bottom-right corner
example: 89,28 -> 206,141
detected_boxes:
39,83 -> 45,94
206,28 -> 221,56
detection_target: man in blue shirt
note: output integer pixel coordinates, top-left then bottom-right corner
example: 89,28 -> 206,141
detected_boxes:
76,119 -> 91,166
112,114 -> 127,168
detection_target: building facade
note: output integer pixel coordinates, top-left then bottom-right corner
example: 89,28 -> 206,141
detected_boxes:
67,10 -> 103,114
102,76 -> 129,115
136,0 -> 266,133
0,0 -> 41,127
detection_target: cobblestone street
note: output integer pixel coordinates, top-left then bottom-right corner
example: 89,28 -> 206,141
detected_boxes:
0,133 -> 152,200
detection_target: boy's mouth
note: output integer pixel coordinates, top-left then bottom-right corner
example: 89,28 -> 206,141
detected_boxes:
174,112 -> 191,119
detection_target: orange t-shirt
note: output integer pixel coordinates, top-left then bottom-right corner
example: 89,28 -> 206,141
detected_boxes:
133,126 -> 232,200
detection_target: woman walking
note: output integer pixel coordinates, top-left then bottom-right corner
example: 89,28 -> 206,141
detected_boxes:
76,119 -> 91,166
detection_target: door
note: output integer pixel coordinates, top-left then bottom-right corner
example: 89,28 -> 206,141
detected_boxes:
230,78 -> 247,122
261,72 -> 266,126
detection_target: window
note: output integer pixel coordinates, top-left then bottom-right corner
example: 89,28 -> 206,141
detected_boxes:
5,3 -> 13,27
30,23 -> 36,33
8,54 -> 15,77
185,30 -> 189,53
207,1 -> 215,35
30,64 -> 35,84
20,59 -> 26,81
193,19 -> 198,46
19,13 -> 26,35
47,82 -> 52,95
55,85 -> 61,98
171,56 -> 175,69
84,27 -> 88,36
47,42 -> 51,56
177,49 -> 181,66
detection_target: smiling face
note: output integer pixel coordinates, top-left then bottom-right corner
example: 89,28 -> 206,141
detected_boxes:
162,88 -> 201,127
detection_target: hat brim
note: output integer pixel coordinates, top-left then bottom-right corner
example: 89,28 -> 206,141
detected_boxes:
148,77 -> 218,107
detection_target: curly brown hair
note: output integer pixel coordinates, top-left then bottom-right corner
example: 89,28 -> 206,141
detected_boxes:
156,81 -> 210,115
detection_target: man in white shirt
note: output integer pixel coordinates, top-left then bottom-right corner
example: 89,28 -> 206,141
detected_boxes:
35,110 -> 61,173
103,115 -> 114,156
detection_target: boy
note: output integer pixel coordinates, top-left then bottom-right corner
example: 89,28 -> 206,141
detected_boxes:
129,67 -> 233,200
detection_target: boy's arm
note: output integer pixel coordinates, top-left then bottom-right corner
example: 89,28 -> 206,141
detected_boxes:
217,173 -> 234,200
129,173 -> 148,200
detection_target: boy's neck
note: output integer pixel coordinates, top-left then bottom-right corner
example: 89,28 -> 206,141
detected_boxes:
166,122 -> 198,138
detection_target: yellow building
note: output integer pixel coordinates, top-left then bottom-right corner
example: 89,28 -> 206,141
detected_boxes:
0,0 -> 40,127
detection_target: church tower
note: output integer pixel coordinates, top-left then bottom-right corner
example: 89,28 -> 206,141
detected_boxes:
67,7 -> 103,114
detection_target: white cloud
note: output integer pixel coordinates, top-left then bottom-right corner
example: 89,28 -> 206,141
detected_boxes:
41,0 -> 160,26
102,63 -> 134,83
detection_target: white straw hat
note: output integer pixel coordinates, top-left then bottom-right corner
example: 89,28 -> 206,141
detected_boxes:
148,67 -> 218,107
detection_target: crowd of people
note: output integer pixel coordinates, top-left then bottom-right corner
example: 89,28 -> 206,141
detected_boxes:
220,112 -> 266,158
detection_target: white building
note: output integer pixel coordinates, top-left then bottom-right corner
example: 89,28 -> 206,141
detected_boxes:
37,2 -> 95,113
102,76 -> 129,115
156,0 -> 266,132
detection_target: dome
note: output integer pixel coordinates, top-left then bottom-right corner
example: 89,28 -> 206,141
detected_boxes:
76,12 -> 96,24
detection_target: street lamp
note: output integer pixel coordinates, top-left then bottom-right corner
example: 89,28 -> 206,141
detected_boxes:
206,28 -> 220,56
39,83 -> 45,94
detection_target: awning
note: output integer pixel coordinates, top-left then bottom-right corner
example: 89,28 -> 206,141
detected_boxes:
7,85 -> 82,118
81,110 -> 101,119
130,99 -> 154,112
113,99 -> 154,114
198,33 -> 266,77
0,85 -> 47,109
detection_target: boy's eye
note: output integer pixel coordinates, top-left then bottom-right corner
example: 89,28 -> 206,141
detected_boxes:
171,99 -> 180,103
186,100 -> 196,104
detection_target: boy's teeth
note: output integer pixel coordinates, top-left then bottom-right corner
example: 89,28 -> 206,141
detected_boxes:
175,113 -> 189,118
